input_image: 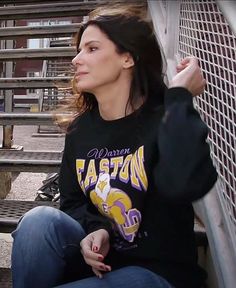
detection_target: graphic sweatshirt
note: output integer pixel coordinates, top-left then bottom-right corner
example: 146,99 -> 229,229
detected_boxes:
59,87 -> 218,288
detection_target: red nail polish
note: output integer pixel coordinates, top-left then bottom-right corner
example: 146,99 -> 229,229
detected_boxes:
99,264 -> 104,270
93,246 -> 98,252
98,255 -> 103,261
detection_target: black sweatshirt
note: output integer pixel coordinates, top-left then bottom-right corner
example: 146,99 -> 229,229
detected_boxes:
59,87 -> 218,288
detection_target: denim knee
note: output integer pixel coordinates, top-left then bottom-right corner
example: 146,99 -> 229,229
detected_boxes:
12,206 -> 86,244
12,206 -> 59,238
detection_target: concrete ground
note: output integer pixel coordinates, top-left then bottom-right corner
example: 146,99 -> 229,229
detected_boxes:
0,125 -> 65,268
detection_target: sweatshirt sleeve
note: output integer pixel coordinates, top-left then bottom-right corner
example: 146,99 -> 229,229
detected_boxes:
153,87 -> 218,203
59,134 -> 112,235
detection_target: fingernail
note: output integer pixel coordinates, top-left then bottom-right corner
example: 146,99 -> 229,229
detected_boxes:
99,264 -> 105,270
93,246 -> 98,252
98,255 -> 103,261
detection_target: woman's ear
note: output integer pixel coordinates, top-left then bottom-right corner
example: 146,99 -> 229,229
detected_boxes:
123,52 -> 135,69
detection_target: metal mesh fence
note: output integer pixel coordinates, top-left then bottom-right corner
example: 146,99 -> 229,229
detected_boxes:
177,0 -> 236,251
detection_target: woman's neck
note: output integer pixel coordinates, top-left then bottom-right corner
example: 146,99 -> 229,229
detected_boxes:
98,101 -> 132,121
94,75 -> 134,121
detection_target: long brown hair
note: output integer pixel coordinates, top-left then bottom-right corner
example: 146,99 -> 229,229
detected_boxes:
58,4 -> 166,130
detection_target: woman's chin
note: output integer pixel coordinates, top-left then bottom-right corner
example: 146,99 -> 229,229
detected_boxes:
76,84 -> 88,92
78,87 -> 94,94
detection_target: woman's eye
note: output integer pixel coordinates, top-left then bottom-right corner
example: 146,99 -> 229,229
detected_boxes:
89,47 -> 98,52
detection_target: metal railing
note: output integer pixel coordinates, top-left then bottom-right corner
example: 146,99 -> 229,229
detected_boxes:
178,0 -> 236,249
148,1 -> 236,287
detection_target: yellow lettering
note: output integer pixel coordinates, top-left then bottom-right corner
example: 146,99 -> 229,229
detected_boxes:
111,157 -> 123,178
130,146 -> 148,191
99,158 -> 109,174
76,159 -> 85,184
84,160 -> 97,190
76,159 -> 86,193
119,154 -> 132,183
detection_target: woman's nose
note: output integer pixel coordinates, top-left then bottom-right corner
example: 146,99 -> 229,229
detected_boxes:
72,53 -> 82,66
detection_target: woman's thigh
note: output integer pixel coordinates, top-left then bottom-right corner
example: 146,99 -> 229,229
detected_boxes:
55,266 -> 174,288
11,206 -> 90,287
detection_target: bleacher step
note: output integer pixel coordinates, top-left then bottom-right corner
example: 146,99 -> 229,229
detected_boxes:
0,200 -> 59,233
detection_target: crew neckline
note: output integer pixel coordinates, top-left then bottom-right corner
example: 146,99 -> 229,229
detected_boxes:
91,105 -> 144,126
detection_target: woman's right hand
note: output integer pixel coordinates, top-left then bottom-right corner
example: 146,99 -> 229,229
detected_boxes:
169,56 -> 206,97
80,229 -> 111,278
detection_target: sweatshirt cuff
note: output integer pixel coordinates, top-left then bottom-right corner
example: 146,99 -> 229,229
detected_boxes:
165,87 -> 193,107
87,222 -> 113,237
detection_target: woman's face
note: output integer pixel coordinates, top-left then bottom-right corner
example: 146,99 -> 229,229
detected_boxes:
72,25 -> 129,94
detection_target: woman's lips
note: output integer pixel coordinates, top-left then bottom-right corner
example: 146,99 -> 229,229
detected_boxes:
75,72 -> 88,77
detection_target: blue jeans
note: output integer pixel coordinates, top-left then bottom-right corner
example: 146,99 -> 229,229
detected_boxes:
12,206 -> 174,288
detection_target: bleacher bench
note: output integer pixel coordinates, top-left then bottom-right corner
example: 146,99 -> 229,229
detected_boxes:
0,200 -> 59,233
0,151 -> 62,231
0,150 -> 62,173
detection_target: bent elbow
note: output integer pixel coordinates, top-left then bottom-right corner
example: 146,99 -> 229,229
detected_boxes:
155,159 -> 218,203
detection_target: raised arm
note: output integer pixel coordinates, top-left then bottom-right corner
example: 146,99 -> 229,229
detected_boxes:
154,57 -> 218,203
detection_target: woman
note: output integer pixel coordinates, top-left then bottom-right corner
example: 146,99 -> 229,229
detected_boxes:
11,4 -> 217,288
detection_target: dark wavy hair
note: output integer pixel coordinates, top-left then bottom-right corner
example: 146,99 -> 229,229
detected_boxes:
58,4 -> 166,128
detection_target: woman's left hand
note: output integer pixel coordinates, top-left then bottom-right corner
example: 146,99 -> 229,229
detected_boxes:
80,229 -> 111,278
170,56 -> 206,97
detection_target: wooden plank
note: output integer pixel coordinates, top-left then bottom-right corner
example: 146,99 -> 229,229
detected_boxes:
46,69 -> 72,72
46,65 -> 72,68
0,47 -> 76,61
1,0 -> 82,4
0,2 -> 99,20
0,172 -> 11,199
47,62 -> 72,66
0,24 -> 81,40
50,40 -> 72,48
0,77 -> 71,89
0,163 -> 60,173
3,29 -> 14,149
0,112 -> 67,125
1,0 -> 84,4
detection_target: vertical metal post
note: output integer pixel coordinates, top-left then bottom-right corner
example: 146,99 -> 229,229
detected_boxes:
165,1 -> 181,80
147,0 -> 181,82
0,19 -> 13,199
2,20 -> 14,149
